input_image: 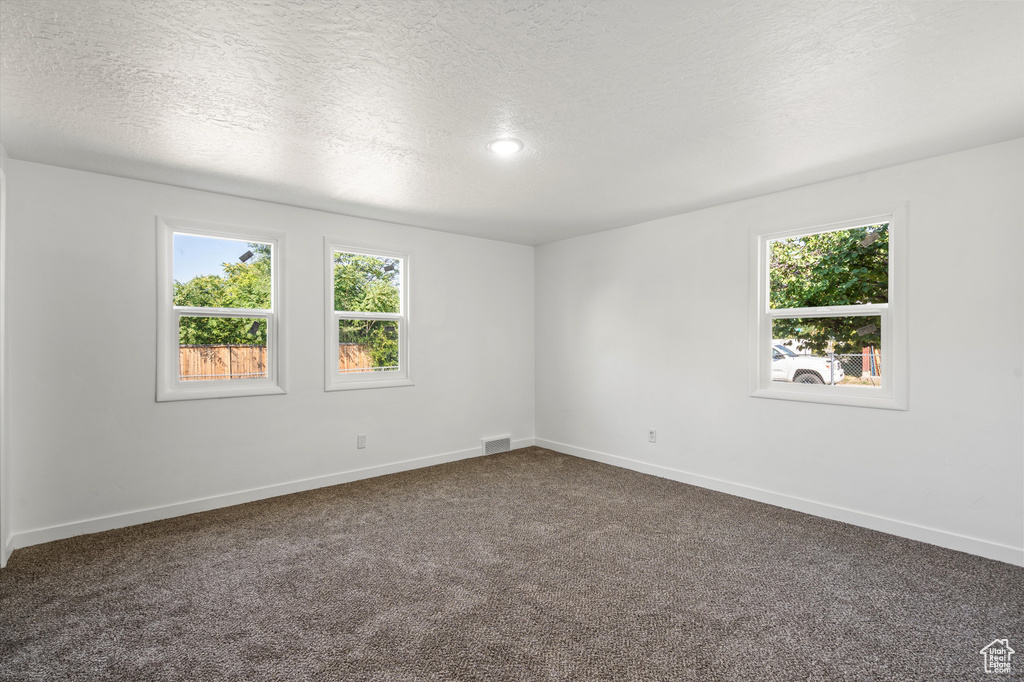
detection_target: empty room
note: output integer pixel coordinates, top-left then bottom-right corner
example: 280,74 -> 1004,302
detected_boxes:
0,2 -> 1022,680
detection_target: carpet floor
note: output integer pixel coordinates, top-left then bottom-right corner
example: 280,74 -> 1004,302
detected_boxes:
1,447 -> 1021,681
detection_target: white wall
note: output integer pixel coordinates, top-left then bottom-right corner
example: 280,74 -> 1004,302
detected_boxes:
6,161 -> 535,548
0,145 -> 9,567
5,140 -> 1021,567
536,139 -> 1024,565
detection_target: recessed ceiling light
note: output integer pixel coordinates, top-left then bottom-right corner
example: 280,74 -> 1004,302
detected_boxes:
487,138 -> 523,156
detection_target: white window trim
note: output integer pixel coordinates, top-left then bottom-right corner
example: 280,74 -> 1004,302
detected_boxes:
324,238 -> 412,391
749,207 -> 907,410
156,217 -> 287,402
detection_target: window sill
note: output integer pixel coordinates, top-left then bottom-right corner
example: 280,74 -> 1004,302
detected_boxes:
326,377 -> 414,392
751,385 -> 906,410
157,382 -> 286,402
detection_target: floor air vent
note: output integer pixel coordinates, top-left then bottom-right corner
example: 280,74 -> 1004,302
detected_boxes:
482,435 -> 511,456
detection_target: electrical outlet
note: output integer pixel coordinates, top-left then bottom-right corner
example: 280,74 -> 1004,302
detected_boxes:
357,434 -> 366,449
648,429 -> 657,443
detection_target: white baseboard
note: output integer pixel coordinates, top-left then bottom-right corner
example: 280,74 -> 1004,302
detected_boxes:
9,440 -> 535,555
1,534 -> 12,569
536,438 -> 1024,567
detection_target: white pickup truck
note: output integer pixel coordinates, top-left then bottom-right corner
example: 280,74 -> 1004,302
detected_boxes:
772,343 -> 844,385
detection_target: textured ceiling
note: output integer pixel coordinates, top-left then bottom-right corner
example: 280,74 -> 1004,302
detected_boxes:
1,1 -> 1022,245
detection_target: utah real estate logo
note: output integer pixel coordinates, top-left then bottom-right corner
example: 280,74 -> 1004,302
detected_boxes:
979,639 -> 1014,675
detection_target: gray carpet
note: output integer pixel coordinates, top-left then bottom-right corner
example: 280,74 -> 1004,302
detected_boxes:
1,447 -> 1021,681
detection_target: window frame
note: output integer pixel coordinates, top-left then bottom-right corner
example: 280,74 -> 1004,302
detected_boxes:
749,207 -> 907,410
156,217 -> 286,402
324,239 -> 412,391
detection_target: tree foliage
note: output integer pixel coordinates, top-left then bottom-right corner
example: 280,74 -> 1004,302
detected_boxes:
174,243 -> 271,345
334,253 -> 401,369
770,224 -> 888,355
173,247 -> 402,369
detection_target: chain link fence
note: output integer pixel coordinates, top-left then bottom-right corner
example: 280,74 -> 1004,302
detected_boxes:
832,352 -> 881,387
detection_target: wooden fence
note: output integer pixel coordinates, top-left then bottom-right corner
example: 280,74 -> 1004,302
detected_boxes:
339,343 -> 373,372
179,343 -> 373,380
179,345 -> 267,381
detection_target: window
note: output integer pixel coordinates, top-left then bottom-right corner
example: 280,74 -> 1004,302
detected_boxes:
750,209 -> 906,409
156,217 -> 285,401
325,240 -> 411,391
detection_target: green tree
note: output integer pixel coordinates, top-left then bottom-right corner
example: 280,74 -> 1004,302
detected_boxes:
174,243 -> 271,345
221,243 -> 272,309
770,225 -> 887,355
334,253 -> 400,369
